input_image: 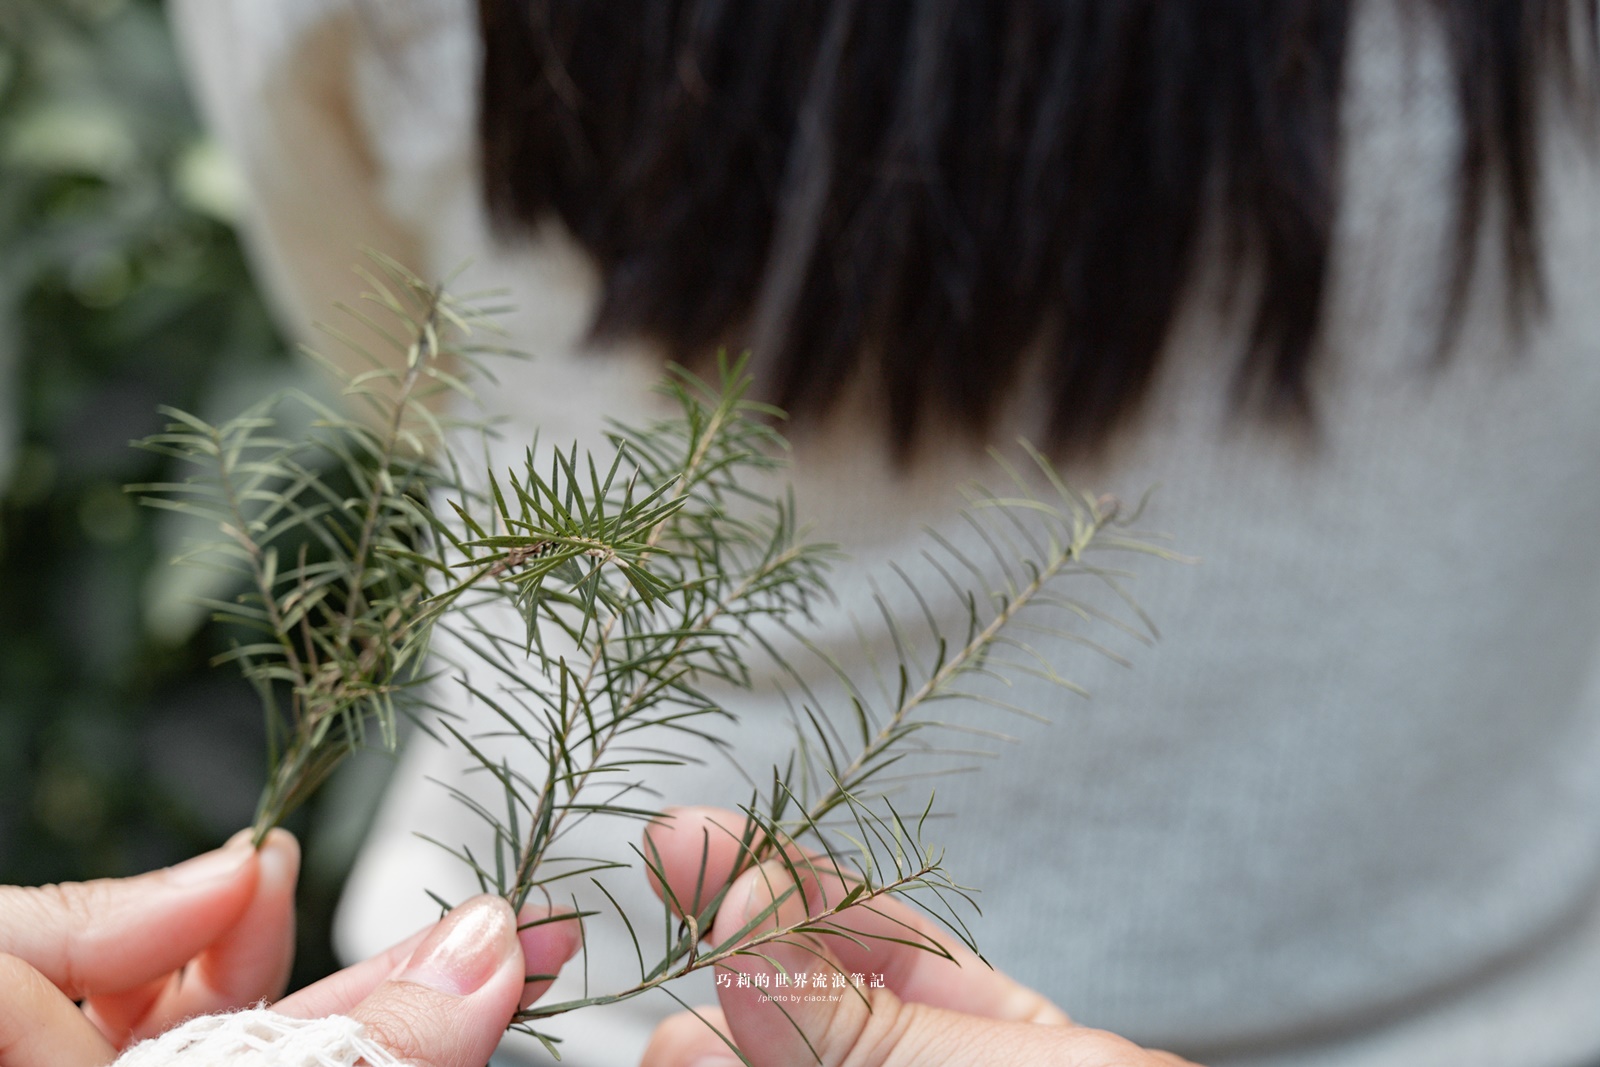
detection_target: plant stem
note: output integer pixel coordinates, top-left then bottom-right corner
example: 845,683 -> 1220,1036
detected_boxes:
515,860 -> 944,1023
506,398 -> 740,908
802,498 -> 1115,829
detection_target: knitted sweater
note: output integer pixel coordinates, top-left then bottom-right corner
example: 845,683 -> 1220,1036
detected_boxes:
172,2 -> 1600,1065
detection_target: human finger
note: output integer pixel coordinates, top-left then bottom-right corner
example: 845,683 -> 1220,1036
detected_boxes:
277,902 -> 580,1021
0,952 -> 117,1067
641,807 -> 759,921
511,908 -> 583,1008
342,895 -> 525,1067
644,807 -> 1068,1025
639,1007 -> 736,1067
86,830 -> 301,1044
0,834 -> 258,1001
274,928 -> 432,1021
708,920 -> 1191,1067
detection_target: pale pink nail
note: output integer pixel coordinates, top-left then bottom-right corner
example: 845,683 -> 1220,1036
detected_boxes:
400,896 -> 516,996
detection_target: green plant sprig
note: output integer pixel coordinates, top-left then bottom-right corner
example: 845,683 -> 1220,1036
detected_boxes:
131,256 -> 502,843
414,362 -> 1169,1057
501,483 -> 1157,1051
134,267 -> 1173,1061
419,360 -> 838,913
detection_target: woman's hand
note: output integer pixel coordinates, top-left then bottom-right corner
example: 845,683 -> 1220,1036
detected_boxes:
0,830 -> 298,1065
0,831 -> 581,1067
275,893 -> 580,1067
639,808 -> 1197,1067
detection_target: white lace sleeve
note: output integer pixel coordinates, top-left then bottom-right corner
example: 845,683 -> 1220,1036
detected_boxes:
113,1010 -> 398,1067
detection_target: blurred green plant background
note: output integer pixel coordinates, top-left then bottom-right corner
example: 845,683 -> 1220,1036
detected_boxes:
0,0 -> 381,989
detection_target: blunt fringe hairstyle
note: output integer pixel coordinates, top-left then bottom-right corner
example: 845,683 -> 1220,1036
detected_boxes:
478,0 -> 1598,457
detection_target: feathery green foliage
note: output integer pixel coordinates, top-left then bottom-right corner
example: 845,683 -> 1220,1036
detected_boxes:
459,412 -> 1156,1049
130,257 -> 502,841
135,264 -> 1172,1055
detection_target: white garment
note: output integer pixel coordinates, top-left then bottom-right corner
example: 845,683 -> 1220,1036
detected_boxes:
171,2 -> 1600,1065
114,1011 -> 394,1067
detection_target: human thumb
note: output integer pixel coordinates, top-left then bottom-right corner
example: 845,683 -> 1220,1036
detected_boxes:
688,863 -> 1189,1067
694,857 -> 916,1067
708,934 -> 928,1067
702,939 -> 1190,1067
346,895 -> 524,1067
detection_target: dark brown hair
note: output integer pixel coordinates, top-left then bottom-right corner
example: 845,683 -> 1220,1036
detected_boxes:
478,0 -> 1597,457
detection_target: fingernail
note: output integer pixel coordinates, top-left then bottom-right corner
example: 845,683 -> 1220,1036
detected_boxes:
257,829 -> 301,889
164,833 -> 253,887
400,896 -> 516,996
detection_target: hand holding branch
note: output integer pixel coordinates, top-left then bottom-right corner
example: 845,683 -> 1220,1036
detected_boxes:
0,832 -> 579,1067
639,808 -> 1196,1067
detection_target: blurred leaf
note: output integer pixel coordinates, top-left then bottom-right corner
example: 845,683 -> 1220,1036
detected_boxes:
0,0 -> 361,992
